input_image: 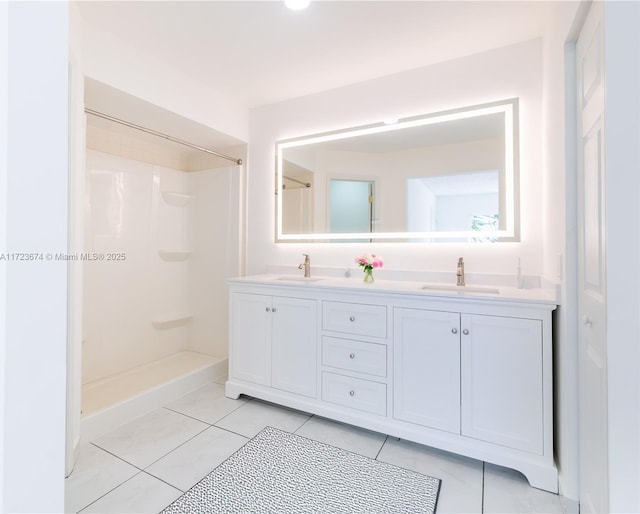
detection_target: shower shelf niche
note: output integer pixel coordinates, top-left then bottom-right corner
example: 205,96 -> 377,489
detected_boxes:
158,249 -> 193,261
152,313 -> 193,329
161,191 -> 193,207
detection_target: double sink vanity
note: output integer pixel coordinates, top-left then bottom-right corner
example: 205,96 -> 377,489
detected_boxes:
225,272 -> 558,493
226,94 -> 558,491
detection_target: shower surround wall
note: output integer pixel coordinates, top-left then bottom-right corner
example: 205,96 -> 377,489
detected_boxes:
82,145 -> 239,422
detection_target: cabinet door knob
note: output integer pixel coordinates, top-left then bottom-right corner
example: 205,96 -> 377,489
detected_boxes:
462,329 -> 469,335
451,328 -> 458,334
349,316 -> 355,322
349,390 -> 355,397
582,315 -> 592,327
265,307 -> 271,312
349,353 -> 355,359
272,308 -> 277,313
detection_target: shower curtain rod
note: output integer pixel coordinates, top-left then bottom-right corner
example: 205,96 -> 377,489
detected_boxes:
283,175 -> 311,188
85,108 -> 243,165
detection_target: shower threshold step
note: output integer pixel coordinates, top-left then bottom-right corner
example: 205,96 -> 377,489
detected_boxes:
80,351 -> 226,441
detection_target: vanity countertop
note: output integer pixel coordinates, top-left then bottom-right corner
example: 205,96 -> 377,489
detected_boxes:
228,273 -> 558,306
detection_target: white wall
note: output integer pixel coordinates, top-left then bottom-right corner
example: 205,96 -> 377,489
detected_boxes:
248,39 -> 542,277
0,1 -> 8,507
603,2 -> 640,511
79,17 -> 249,144
407,179 -> 435,233
1,2 -> 69,512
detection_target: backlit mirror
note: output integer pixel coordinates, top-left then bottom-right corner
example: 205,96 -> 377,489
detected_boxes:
276,98 -> 519,242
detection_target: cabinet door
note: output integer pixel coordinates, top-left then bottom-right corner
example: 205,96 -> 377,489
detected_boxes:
461,314 -> 543,454
230,293 -> 272,386
271,296 -> 318,398
393,308 -> 460,433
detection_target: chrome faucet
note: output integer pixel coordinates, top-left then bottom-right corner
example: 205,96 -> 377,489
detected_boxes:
298,254 -> 311,278
456,257 -> 465,286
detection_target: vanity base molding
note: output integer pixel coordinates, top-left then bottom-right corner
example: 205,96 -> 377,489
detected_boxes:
226,278 -> 558,493
225,379 -> 557,493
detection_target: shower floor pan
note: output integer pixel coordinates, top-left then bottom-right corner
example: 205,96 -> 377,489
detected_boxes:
80,351 -> 226,442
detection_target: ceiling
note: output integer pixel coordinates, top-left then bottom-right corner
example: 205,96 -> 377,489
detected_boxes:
76,1 -> 556,110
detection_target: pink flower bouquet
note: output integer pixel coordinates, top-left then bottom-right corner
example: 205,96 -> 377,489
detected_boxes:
355,253 -> 384,282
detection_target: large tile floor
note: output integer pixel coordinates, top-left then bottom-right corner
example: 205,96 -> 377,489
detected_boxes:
65,378 -> 565,514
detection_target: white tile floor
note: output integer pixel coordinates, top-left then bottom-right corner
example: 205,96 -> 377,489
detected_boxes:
65,378 -> 565,514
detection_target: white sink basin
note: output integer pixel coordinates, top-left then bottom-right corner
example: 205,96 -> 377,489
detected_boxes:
421,284 -> 500,294
276,276 -> 324,283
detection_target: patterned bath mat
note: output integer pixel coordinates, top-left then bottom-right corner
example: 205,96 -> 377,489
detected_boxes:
161,425 -> 441,514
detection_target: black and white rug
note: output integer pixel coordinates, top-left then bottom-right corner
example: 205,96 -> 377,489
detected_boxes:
161,425 -> 441,514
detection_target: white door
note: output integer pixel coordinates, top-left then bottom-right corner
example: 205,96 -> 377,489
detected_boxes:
577,2 -> 608,512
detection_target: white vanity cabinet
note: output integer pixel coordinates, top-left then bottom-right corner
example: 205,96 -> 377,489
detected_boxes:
460,314 -> 543,454
394,308 -> 544,454
393,308 -> 461,434
230,291 -> 317,398
226,277 -> 557,493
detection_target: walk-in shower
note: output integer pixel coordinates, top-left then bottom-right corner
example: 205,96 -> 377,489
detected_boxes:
78,83 -> 245,441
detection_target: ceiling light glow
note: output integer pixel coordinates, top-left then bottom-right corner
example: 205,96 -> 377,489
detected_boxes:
285,0 -> 311,10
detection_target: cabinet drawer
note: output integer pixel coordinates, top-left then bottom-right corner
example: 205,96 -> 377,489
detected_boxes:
322,336 -> 387,377
322,301 -> 387,338
321,372 -> 387,416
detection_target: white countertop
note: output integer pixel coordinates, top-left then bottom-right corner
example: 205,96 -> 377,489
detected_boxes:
228,273 -> 559,306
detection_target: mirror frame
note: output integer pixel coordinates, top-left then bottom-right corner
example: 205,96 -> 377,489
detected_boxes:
276,98 -> 519,243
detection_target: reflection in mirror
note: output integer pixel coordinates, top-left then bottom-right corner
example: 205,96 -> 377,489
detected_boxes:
407,170 -> 499,241
276,99 -> 518,242
330,179 -> 374,233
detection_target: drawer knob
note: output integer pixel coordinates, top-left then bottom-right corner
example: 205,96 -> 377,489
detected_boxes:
462,329 -> 469,335
349,316 -> 356,322
349,390 -> 355,397
349,353 -> 355,359
451,328 -> 458,334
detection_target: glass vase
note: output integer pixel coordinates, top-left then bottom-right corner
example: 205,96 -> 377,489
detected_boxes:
363,268 -> 375,283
